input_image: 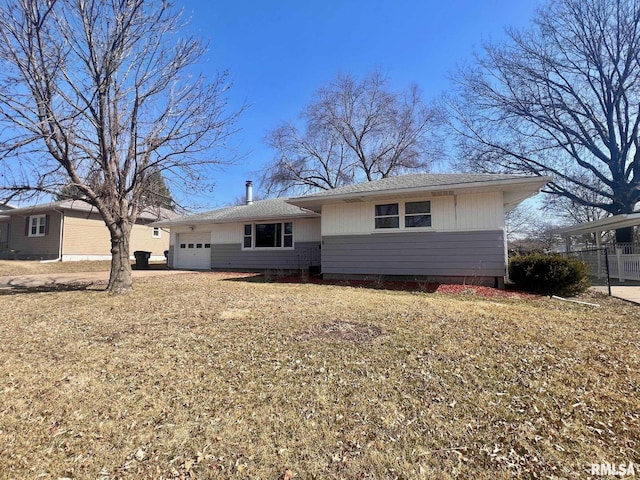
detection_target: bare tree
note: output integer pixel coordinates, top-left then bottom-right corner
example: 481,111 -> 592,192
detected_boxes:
262,71 -> 440,195
545,175 -> 611,225
505,204 -> 537,243
446,0 -> 640,242
509,219 -> 562,254
0,0 -> 240,292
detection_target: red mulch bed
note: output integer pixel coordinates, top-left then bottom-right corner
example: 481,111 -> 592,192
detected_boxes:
253,273 -> 538,299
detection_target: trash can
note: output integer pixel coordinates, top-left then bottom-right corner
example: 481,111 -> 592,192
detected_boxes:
133,250 -> 151,269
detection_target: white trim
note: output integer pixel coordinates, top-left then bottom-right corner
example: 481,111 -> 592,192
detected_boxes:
241,221 -> 295,250
152,226 -> 161,238
62,254 -> 113,261
288,176 -> 552,209
323,226 -> 503,237
28,214 -> 47,237
61,254 -> 166,262
372,199 -> 433,233
157,213 -> 318,227
552,212 -> 640,236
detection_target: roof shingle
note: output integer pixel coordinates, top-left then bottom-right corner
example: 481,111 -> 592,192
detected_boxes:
292,173 -> 541,199
153,198 -> 319,226
4,199 -> 177,221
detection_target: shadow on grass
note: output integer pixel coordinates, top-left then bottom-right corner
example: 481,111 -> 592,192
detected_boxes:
0,282 -> 106,295
221,273 -> 440,293
132,262 -> 169,271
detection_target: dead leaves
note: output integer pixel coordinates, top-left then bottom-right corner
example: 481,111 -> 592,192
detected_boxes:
295,321 -> 386,344
0,273 -> 638,479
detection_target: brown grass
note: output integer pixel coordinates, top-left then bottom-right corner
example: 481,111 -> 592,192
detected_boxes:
0,260 -> 167,277
0,273 -> 638,479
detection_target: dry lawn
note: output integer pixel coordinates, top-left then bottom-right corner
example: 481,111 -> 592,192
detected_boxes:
0,260 -> 112,276
0,260 -> 167,277
0,273 -> 638,479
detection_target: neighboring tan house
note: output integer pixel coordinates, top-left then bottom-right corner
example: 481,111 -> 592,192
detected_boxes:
1,200 -> 173,261
155,174 -> 550,286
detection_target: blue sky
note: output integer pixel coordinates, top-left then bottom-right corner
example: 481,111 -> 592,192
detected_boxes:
181,0 -> 541,209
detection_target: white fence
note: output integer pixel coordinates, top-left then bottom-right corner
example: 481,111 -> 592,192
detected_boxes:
575,243 -> 640,282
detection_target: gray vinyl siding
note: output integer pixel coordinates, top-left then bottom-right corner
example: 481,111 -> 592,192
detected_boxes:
211,241 -> 321,270
8,211 -> 62,259
322,230 -> 506,277
167,245 -> 175,268
0,220 -> 9,250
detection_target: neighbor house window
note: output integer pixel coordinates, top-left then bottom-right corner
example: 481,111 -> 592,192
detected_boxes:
28,215 -> 47,237
244,222 -> 293,249
405,201 -> 431,228
374,204 -> 399,229
152,227 -> 161,238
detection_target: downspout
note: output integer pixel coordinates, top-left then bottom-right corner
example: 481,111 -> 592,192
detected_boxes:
40,209 -> 64,263
503,200 -> 510,286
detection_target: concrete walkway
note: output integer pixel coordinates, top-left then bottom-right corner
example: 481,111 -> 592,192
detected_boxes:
591,285 -> 640,305
0,269 -> 197,289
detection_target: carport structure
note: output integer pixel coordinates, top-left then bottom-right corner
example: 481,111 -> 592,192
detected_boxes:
554,213 -> 640,282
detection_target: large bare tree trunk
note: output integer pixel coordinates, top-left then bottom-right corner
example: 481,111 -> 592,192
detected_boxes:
0,0 -> 240,294
448,0 -> 640,226
615,227 -> 634,244
107,223 -> 133,293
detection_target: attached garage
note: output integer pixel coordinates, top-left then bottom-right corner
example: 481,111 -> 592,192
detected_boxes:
175,232 -> 211,269
154,175 -> 551,283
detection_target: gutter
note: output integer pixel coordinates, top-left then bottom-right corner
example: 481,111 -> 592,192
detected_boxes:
40,208 -> 64,263
287,176 -> 553,207
151,212 -> 320,228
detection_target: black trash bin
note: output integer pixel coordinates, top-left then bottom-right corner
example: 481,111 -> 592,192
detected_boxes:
133,250 -> 151,269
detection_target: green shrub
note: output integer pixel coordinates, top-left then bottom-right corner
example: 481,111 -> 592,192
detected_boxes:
509,253 -> 589,296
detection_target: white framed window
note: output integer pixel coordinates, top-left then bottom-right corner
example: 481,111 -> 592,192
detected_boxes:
243,224 -> 252,248
374,203 -> 400,229
405,201 -> 431,228
283,222 -> 293,247
243,222 -> 294,249
152,227 -> 161,238
28,215 -> 47,237
374,201 -> 432,230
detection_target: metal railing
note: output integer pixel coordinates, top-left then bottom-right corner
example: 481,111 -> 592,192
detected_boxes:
297,245 -> 321,270
565,247 -> 611,296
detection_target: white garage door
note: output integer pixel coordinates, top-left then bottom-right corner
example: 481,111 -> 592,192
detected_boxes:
176,233 -> 211,269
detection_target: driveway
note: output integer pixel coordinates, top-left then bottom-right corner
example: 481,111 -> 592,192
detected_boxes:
0,269 -> 197,289
591,285 -> 640,305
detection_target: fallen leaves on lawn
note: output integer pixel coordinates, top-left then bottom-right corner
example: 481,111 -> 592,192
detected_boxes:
295,321 -> 386,344
0,272 -> 637,479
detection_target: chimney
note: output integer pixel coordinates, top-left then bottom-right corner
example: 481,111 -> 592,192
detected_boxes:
245,180 -> 253,205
